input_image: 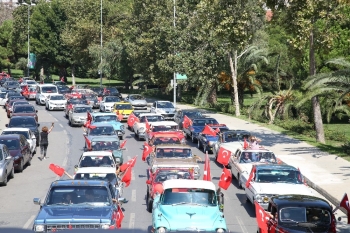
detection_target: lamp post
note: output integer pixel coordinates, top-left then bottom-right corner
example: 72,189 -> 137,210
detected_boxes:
173,0 -> 176,108
100,0 -> 103,88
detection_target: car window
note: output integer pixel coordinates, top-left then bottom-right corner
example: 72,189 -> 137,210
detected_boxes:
9,118 -> 37,128
0,93 -> 6,98
74,107 -> 92,113
13,105 -> 35,113
145,116 -> 164,122
2,131 -> 29,139
89,126 -> 115,136
114,104 -> 133,110
91,141 -> 120,150
130,95 -> 144,100
157,102 -> 174,108
42,86 -> 58,93
94,115 -> 117,122
50,95 -> 65,100
152,125 -> 177,132
161,188 -> 217,206
0,139 -> 20,150
13,102 -> 29,107
0,150 -> 3,160
105,96 -> 120,102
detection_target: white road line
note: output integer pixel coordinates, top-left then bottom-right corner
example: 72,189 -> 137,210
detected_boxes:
132,171 -> 135,180
23,214 -> 36,229
236,216 -> 248,233
131,190 -> 136,202
59,123 -> 63,128
63,130 -> 67,135
62,156 -> 68,167
128,213 -> 135,229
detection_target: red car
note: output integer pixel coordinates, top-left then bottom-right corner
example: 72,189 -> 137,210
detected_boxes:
146,168 -> 194,213
23,86 -> 37,100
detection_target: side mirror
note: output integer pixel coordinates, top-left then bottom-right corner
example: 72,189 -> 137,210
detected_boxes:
146,180 -> 151,185
83,133 -> 87,136
36,110 -> 38,113
5,124 -> 8,127
5,156 -> 12,160
32,135 -> 36,139
37,123 -> 40,127
33,198 -> 41,205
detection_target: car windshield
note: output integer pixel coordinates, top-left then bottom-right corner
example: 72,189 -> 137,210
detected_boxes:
192,119 -> 219,126
91,141 -> 120,151
161,188 -> 217,206
0,139 -> 20,150
255,169 -> 303,184
153,137 -> 181,146
0,93 -> 5,98
89,126 -> 116,136
6,81 -> 18,85
29,87 -> 36,92
46,186 -> 111,206
114,104 -> 133,110
74,107 -> 92,113
157,102 -> 174,108
84,95 -> 97,100
156,148 -> 192,158
105,96 -> 120,102
94,115 -> 117,122
78,155 -> 115,168
50,95 -> 65,100
8,92 -> 21,97
42,86 -> 58,93
279,207 -> 331,224
223,132 -> 250,142
9,96 -> 25,101
130,95 -> 145,100
13,105 -> 35,113
240,152 -> 277,163
68,99 -> 88,105
154,170 -> 192,183
26,81 -> 36,84
106,88 -> 118,93
2,131 -> 29,139
152,125 -> 178,132
141,115 -> 164,122
9,118 -> 37,128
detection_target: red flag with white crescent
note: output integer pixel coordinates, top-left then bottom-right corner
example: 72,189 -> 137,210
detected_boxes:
183,115 -> 193,129
127,113 -> 138,128
145,117 -> 151,132
201,125 -> 217,136
120,140 -> 127,149
246,165 -> 256,188
203,152 -> 211,181
119,156 -> 137,172
121,166 -> 132,187
217,147 -> 230,166
142,142 -> 152,161
255,201 -> 269,233
340,193 -> 350,224
218,167 -> 232,190
116,204 -> 124,228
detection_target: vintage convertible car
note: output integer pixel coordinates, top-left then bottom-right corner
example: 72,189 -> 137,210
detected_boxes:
152,179 -> 227,233
257,195 -> 336,233
183,117 -> 219,143
244,164 -> 316,210
212,130 -> 251,158
126,111 -> 150,130
68,104 -> 92,127
197,124 -> 230,153
90,112 -> 125,140
149,144 -> 194,167
133,113 -> 164,140
75,151 -> 117,170
148,131 -> 186,146
112,102 -> 134,121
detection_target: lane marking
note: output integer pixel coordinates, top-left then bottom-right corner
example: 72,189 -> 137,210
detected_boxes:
23,214 -> 36,229
59,123 -> 63,128
236,216 -> 248,233
132,171 -> 135,180
131,190 -> 136,202
63,130 -> 67,135
62,156 -> 68,167
128,213 -> 135,229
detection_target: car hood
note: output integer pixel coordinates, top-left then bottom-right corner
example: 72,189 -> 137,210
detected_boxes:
104,102 -> 115,106
72,113 -> 87,118
252,183 -> 315,195
12,113 -> 36,117
49,100 -> 66,104
130,100 -> 147,105
36,206 -> 113,223
191,126 -> 205,133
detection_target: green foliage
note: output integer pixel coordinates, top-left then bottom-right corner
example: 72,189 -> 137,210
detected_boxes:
0,20 -> 14,69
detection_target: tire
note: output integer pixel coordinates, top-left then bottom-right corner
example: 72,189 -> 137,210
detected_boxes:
203,144 -> 207,153
146,191 -> 153,213
17,159 -> 24,173
119,135 -> 123,140
238,174 -> 243,189
135,131 -> 139,141
9,167 -> 14,179
197,140 -> 202,149
26,157 -> 31,166
1,171 -> 7,186
191,134 -> 196,143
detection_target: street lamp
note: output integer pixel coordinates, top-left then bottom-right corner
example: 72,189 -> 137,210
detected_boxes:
100,0 -> 103,88
173,0 -> 176,108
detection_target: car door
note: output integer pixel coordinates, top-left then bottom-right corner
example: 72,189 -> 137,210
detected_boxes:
29,130 -> 36,153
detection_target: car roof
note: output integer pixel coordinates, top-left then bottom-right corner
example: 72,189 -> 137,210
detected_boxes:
150,121 -> 178,126
156,144 -> 192,149
271,195 -> 331,210
75,167 -> 116,174
90,122 -> 115,127
37,84 -> 57,87
50,179 -> 110,187
82,151 -> 113,156
139,113 -> 163,117
255,164 -> 297,170
162,179 -> 216,191
10,115 -> 36,119
2,128 -> 30,132
92,112 -> 117,116
0,134 -> 21,139
73,104 -> 91,108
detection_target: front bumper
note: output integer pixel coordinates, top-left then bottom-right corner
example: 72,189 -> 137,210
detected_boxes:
33,223 -> 113,232
48,104 -> 65,110
104,106 -> 113,112
132,105 -> 147,110
28,94 -> 36,99
138,132 -> 146,139
71,118 -> 86,125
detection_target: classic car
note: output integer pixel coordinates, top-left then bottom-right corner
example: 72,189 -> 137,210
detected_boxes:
0,144 -> 15,186
1,127 -> 37,155
6,100 -> 29,118
99,96 -> 121,112
22,86 -> 37,100
212,130 -> 251,158
45,94 -> 67,111
229,148 -> 277,188
149,144 -> 194,166
11,104 -> 38,122
148,131 -> 186,146
83,123 -> 117,141
258,195 -> 336,233
68,104 -> 92,126
6,116 -> 40,147
183,117 -> 219,143
75,151 -> 117,170
32,180 -> 124,232
112,102 -> 134,121
64,98 -> 89,118
147,121 -> 180,142
126,111 -> 150,130
35,84 -> 59,105
146,168 -> 194,212
244,164 -> 316,210
133,113 -> 164,140
125,94 -> 148,110
173,109 -> 205,129
197,124 -> 230,153
150,101 -> 176,120
152,179 -> 227,233
90,112 -> 125,140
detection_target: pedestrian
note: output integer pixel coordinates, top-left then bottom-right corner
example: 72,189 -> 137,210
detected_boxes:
39,123 -> 54,160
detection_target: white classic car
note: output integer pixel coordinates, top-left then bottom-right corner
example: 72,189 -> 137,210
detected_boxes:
45,94 -> 67,111
75,151 -> 117,171
1,128 -> 37,155
149,144 -> 194,166
133,113 -> 164,140
244,164 -> 316,210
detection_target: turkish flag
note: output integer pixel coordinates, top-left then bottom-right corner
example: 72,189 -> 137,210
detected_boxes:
116,205 -> 124,228
84,121 -> 97,129
23,85 -> 29,93
87,112 -> 92,122
243,138 -> 249,149
60,77 -> 64,82
116,110 -> 124,121
127,113 -> 137,128
120,140 -> 127,149
49,163 -> 65,177
340,193 -> 350,224
255,201 -> 269,233
119,156 -> 137,172
201,125 -> 217,136
145,117 -> 151,132
121,167 -> 132,187
183,115 -> 193,129
218,167 -> 232,190
203,152 -> 211,181
246,165 -> 257,188
142,142 -> 152,161
217,147 -> 231,166
84,136 -> 92,150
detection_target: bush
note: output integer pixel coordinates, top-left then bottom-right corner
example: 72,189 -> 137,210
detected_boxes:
324,129 -> 347,142
274,119 -> 315,137
342,141 -> 350,155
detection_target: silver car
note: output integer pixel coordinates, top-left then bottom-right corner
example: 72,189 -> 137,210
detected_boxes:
0,144 -> 15,186
68,104 -> 92,127
125,94 -> 148,110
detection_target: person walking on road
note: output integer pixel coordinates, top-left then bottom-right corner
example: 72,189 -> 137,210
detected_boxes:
39,123 -> 54,160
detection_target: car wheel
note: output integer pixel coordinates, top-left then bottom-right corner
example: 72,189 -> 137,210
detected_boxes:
191,134 -> 196,143
9,167 -> 14,179
147,197 -> 153,213
1,172 -> 7,186
26,157 -> 31,166
238,174 -> 242,189
17,159 -> 24,173
119,135 -> 123,140
197,140 -> 201,149
203,144 -> 207,153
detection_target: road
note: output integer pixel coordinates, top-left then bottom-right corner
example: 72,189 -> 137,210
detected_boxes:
0,99 -> 346,232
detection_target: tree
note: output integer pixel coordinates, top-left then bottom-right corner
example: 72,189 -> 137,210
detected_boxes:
0,20 -> 14,72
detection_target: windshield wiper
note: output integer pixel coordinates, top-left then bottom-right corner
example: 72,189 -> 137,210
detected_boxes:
172,202 -> 190,206
51,203 -> 70,206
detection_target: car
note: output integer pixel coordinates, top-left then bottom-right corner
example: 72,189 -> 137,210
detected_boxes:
0,134 -> 32,172
99,96 -> 121,112
22,86 -> 37,100
35,84 -> 59,105
21,80 -> 37,86
146,121 -> 180,142
57,85 -> 71,95
197,124 -> 230,153
0,92 -> 7,106
45,94 -> 67,111
149,144 -> 194,167
3,81 -> 20,90
65,89 -> 90,99
68,104 -> 92,127
6,116 -> 40,147
125,94 -> 148,110
148,131 -> 186,146
126,111 -> 150,131
183,117 -> 219,143
97,87 -> 123,99
75,151 -> 118,170
11,104 -> 38,122
260,195 -> 336,233
32,180 -> 124,231
5,95 -> 26,111
112,102 -> 134,121
82,94 -> 100,109
0,144 -> 15,186
212,130 -> 251,158
244,164 -> 316,210
151,179 -> 227,233
174,109 -> 205,129
3,91 -> 21,107
1,128 -> 37,156
150,101 -> 176,120
146,168 -> 194,212
7,100 -> 29,118
64,98 -> 89,117
52,81 -> 67,85
229,148 -> 278,188
132,113 -> 164,140
90,113 -> 125,140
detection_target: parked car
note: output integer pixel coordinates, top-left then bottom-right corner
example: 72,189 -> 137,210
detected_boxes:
125,94 -> 148,110
133,113 -> 164,140
0,134 -> 32,172
150,101 -> 176,120
90,113 -> 125,140
0,144 -> 15,186
174,109 -> 205,129
68,104 -> 92,127
99,96 -> 121,112
11,104 -> 38,122
183,117 -> 219,143
6,116 -> 40,147
45,94 -> 67,111
1,128 -> 37,156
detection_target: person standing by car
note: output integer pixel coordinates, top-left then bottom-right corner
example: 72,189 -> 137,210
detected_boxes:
39,123 -> 54,160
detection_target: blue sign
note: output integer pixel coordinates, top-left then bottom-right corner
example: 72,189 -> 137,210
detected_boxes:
176,73 -> 187,80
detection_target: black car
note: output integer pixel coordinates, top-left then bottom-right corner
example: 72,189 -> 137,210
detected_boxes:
174,109 -> 206,129
98,87 -> 123,99
3,81 -> 20,90
6,116 -> 40,147
57,85 -> 72,95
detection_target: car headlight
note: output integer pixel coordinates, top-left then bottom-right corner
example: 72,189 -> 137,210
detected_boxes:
217,228 -> 224,233
262,195 -> 270,203
34,225 -> 45,232
255,194 -> 262,202
158,227 -> 166,233
101,224 -> 110,229
120,125 -> 124,130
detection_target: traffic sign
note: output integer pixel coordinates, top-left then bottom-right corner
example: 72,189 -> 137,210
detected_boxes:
176,73 -> 187,80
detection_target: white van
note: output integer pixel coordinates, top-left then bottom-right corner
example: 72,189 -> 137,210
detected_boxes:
35,84 -> 59,105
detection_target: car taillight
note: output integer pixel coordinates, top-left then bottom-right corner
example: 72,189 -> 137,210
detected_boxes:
330,215 -> 336,233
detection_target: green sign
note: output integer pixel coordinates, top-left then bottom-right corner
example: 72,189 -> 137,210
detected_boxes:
29,53 -> 36,69
176,73 -> 187,80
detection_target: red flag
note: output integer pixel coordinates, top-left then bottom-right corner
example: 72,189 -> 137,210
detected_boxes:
142,142 -> 153,161
203,152 -> 211,181
24,85 -> 29,93
340,193 -> 350,224
49,163 -> 65,177
297,168 -> 307,185
127,113 -> 137,128
84,136 -> 92,150
116,110 -> 124,121
255,201 -> 269,233
121,167 -> 132,187
120,140 -> 127,149
87,112 -> 92,122
68,224 -> 72,229
119,156 -> 137,172
182,115 -> 193,129
218,167 -> 232,190
243,138 -> 249,149
246,165 -> 256,188
116,205 -> 124,228
202,125 -> 217,136
217,147 -> 231,166
145,117 -> 151,132
61,77 -> 64,82
84,121 -> 97,129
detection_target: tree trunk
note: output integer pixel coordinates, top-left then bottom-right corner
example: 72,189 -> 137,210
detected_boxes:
71,65 -> 76,86
207,81 -> 217,106
228,51 -> 240,116
309,30 -> 325,143
177,84 -> 182,101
